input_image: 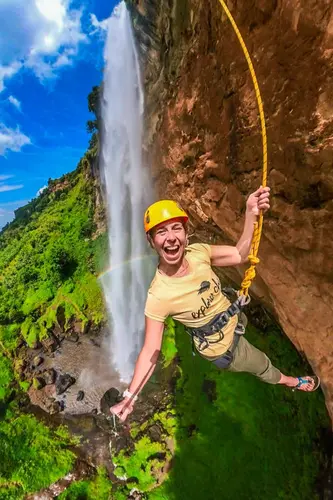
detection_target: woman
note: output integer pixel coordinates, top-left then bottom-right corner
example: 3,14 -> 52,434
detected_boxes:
111,187 -> 320,422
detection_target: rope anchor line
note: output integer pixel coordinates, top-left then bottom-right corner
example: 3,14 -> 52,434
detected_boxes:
217,0 -> 268,296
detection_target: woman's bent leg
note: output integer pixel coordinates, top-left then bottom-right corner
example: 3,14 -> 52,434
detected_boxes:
227,336 -> 281,384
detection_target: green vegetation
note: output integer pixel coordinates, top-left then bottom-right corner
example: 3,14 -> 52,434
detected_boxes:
0,164 -> 106,356
161,317 -> 178,367
58,467 -> 112,500
0,353 -> 13,401
112,320 -> 329,500
114,435 -> 171,491
0,411 -> 77,499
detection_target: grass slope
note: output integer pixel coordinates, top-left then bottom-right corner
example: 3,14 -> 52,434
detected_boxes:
0,407 -> 77,499
0,163 -> 106,356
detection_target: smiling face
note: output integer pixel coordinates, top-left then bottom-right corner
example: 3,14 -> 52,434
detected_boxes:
149,218 -> 187,266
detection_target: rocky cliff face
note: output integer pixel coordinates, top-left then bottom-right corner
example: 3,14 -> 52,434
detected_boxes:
128,0 -> 333,420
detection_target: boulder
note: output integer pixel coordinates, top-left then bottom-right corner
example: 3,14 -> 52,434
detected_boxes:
43,368 -> 56,385
77,390 -> 85,401
67,332 -> 79,343
49,400 -> 63,415
28,384 -> 57,413
32,376 -> 46,390
42,334 -> 60,353
32,355 -> 44,369
147,424 -> 162,442
89,337 -> 101,348
56,374 -> 76,395
100,387 -> 122,415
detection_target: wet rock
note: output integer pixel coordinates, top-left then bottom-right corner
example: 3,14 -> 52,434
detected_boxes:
89,337 -> 101,348
56,305 -> 66,330
67,332 -> 79,343
70,319 -> 91,336
147,424 -> 162,442
17,338 -> 26,349
14,358 -> 27,376
83,320 -> 91,335
77,390 -> 85,401
31,340 -> 42,350
28,384 -> 57,413
56,373 -> 76,395
128,489 -> 145,500
32,355 -> 44,369
42,333 -> 60,353
52,323 -> 65,342
43,368 -> 56,385
100,387 -> 122,415
33,376 -> 46,390
72,321 -> 82,335
49,401 -> 63,415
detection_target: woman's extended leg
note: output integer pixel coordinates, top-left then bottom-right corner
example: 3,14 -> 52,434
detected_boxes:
226,336 -> 318,391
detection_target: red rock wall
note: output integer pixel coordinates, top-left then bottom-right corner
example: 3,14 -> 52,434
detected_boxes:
131,0 -> 333,420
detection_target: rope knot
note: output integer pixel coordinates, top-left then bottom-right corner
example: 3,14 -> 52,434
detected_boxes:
248,254 -> 260,266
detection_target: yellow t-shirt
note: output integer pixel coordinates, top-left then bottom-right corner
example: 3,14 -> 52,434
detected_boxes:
144,243 -> 237,360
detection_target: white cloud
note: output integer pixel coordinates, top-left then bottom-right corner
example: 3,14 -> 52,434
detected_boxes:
90,13 -> 109,34
37,185 -> 47,196
0,124 -> 31,155
0,175 -> 14,181
0,62 -> 22,93
0,0 -> 89,92
0,184 -> 24,193
8,95 -> 21,111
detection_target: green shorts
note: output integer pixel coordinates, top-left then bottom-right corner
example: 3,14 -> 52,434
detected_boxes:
227,336 -> 281,385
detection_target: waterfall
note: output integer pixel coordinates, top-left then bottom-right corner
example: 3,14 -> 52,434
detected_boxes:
100,2 -> 155,383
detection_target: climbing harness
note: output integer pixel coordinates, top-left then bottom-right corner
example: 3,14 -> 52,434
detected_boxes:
187,290 -> 247,359
187,3 -> 268,356
212,322 -> 245,369
218,0 -> 268,298
188,291 -> 246,352
189,312 -> 245,357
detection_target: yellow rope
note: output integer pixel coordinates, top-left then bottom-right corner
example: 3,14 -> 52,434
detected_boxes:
217,0 -> 268,296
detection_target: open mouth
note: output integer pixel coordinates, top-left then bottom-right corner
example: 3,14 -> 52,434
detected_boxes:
163,245 -> 180,257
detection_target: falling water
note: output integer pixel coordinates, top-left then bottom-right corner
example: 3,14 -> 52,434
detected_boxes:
100,2 -> 155,382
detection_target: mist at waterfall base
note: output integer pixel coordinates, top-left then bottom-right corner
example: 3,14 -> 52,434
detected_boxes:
99,2 -> 156,383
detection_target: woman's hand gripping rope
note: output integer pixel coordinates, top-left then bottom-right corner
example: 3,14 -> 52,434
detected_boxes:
239,187 -> 270,297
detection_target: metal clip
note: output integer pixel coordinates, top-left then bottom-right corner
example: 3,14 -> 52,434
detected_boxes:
237,293 -> 251,307
198,338 -> 209,351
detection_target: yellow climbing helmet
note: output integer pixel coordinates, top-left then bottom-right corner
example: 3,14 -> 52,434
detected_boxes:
144,200 -> 188,233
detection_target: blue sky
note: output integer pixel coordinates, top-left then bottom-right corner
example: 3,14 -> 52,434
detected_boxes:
0,0 -> 119,229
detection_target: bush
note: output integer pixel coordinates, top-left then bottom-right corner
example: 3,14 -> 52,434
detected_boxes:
58,467 -> 112,500
0,414 -> 76,496
0,354 -> 14,401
